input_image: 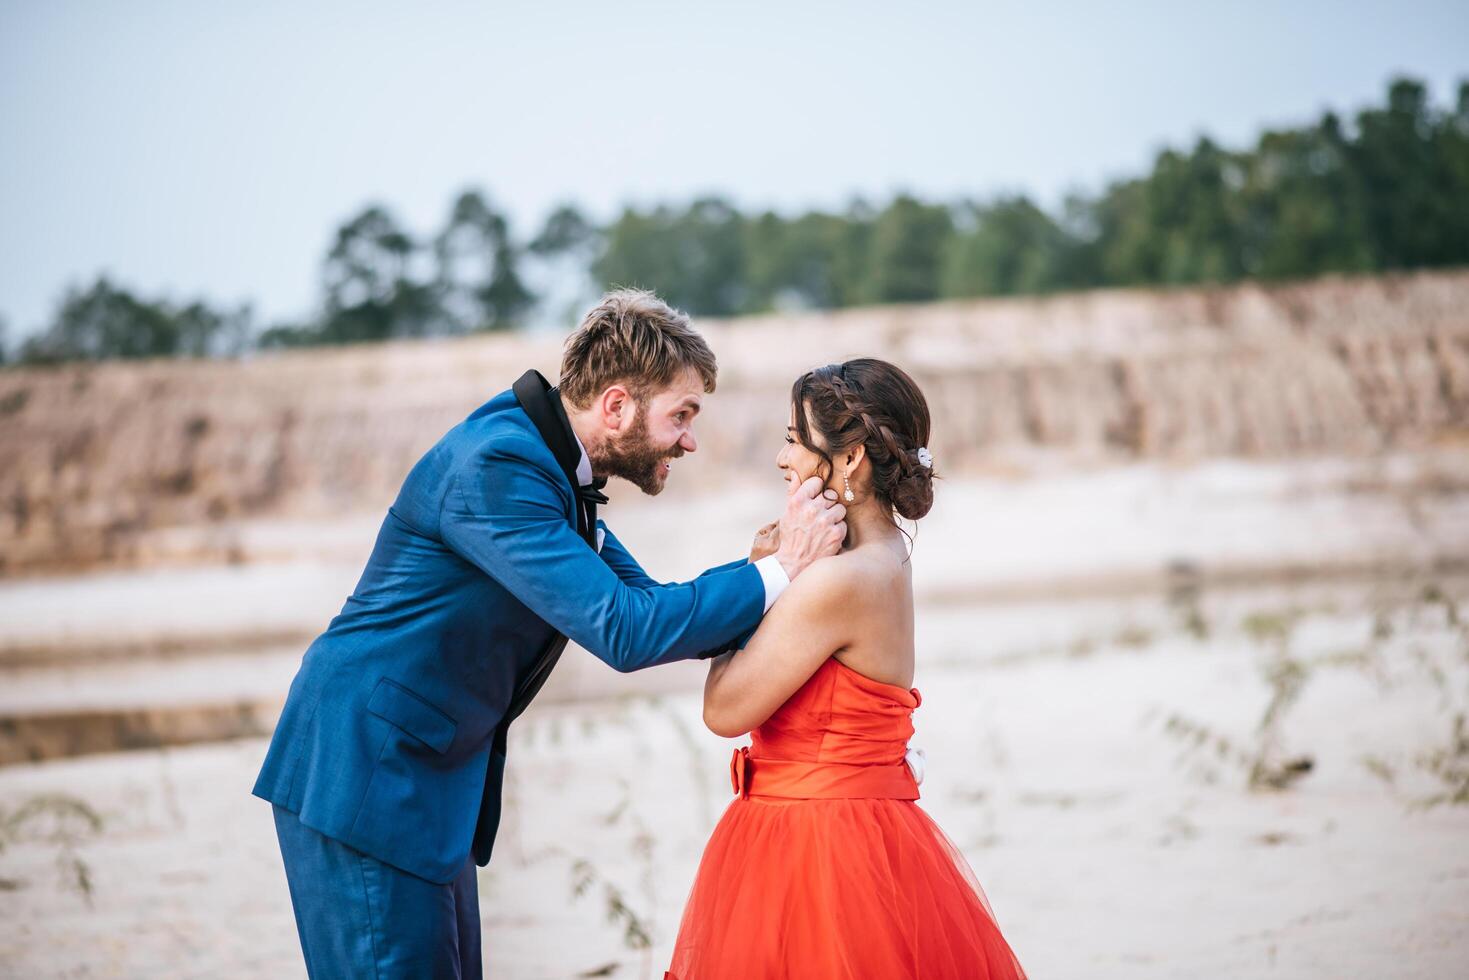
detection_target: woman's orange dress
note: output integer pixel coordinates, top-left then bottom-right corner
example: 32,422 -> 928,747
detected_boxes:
665,657 -> 1027,979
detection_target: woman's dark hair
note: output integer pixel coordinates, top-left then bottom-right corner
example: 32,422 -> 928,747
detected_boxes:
790,358 -> 935,521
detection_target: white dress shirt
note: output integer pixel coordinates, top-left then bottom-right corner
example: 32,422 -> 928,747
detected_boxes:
571,431 -> 788,613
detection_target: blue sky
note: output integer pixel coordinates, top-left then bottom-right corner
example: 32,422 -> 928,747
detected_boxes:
2,0 -> 1466,337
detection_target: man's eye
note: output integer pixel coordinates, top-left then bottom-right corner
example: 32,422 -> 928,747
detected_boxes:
676,413 -> 688,423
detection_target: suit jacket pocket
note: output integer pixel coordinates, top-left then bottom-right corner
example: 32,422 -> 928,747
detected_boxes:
365,678 -> 458,754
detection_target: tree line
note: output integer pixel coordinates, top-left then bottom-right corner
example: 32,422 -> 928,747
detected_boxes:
5,76 -> 1467,366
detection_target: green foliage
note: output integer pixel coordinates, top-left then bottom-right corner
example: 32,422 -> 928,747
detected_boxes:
1238,115 -> 1374,278
742,203 -> 872,311
529,203 -> 599,257
318,204 -> 437,343
0,793 -> 104,905
18,277 -> 251,363
9,74 -> 1467,365
866,195 -> 954,303
257,192 -> 540,351
435,190 -> 534,332
943,196 -> 1071,297
593,197 -> 749,316
589,75 -> 1469,314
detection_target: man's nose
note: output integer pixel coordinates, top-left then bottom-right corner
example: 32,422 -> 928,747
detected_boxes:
679,430 -> 698,454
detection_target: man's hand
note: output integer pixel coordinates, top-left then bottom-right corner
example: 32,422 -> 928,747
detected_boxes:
748,521 -> 780,563
774,476 -> 846,580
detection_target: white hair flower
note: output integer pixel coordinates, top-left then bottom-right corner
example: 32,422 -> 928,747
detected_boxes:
916,446 -> 933,469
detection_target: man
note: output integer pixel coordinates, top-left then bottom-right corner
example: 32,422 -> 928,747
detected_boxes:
252,289 -> 846,977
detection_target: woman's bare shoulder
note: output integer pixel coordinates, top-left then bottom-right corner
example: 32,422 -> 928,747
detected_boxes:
789,547 -> 902,608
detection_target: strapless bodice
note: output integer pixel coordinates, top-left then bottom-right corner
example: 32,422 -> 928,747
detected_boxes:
750,657 -> 921,766
728,656 -> 921,802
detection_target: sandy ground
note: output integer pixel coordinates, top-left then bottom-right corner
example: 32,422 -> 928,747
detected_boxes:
2,573 -> 1467,978
2,451 -> 1468,976
3,449 -> 1466,697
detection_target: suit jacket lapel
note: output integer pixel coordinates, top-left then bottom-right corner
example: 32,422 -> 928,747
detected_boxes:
512,369 -> 594,546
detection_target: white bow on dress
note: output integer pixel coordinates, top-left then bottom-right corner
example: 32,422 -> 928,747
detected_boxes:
905,747 -> 926,785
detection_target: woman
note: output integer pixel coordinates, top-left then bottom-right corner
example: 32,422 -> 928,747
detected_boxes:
665,358 -> 1027,980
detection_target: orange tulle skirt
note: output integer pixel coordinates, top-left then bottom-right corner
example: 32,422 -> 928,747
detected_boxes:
664,792 -> 1027,979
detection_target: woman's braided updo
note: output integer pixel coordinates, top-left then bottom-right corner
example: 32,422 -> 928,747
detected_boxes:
790,358 -> 935,521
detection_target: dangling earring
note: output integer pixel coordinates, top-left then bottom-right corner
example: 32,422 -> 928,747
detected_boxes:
843,468 -> 854,502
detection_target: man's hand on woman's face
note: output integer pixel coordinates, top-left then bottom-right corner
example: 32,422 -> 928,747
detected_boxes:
774,476 -> 846,580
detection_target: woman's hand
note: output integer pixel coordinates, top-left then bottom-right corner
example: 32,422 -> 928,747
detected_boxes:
748,521 -> 780,562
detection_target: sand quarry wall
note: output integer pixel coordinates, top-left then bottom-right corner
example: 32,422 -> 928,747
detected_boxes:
2,270 -> 1467,575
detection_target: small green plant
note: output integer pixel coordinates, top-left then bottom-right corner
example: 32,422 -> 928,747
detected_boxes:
1241,609 -> 1302,649
1359,754 -> 1396,786
0,793 -> 104,905
1113,625 -> 1156,650
1180,606 -> 1210,641
1419,583 -> 1460,629
1153,647 -> 1316,792
652,700 -> 716,827
1412,713 -> 1469,809
1157,711 -> 1252,784
570,858 -> 654,952
1165,571 -> 1210,641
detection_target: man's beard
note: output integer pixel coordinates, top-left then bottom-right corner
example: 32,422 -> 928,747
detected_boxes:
591,407 -> 682,496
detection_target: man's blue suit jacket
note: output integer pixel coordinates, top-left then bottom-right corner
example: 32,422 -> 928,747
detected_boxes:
252,386 -> 765,883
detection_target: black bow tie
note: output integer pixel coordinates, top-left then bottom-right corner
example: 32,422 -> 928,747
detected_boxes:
578,477 -> 609,507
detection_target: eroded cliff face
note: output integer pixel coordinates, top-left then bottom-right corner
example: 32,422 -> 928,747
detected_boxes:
2,271 -> 1467,575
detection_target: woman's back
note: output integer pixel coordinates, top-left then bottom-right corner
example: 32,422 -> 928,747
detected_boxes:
824,537 -> 917,691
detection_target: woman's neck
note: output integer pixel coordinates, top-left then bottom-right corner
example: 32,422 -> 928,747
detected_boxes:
841,499 -> 903,552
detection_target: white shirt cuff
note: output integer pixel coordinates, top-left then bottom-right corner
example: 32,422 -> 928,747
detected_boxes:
753,555 -> 789,614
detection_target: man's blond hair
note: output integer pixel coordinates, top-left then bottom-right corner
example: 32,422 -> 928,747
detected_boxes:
559,289 -> 718,408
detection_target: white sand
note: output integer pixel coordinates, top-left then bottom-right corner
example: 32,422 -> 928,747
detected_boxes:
3,447 -> 1464,664
2,450 -> 1467,976
1,576 -> 1466,978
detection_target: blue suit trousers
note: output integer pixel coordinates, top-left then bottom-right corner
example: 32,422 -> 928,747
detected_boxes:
273,805 -> 482,979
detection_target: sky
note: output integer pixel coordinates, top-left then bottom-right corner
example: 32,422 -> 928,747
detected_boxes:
2,0 -> 1467,338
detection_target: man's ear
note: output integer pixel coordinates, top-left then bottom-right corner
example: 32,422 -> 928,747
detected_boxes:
597,384 -> 633,432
